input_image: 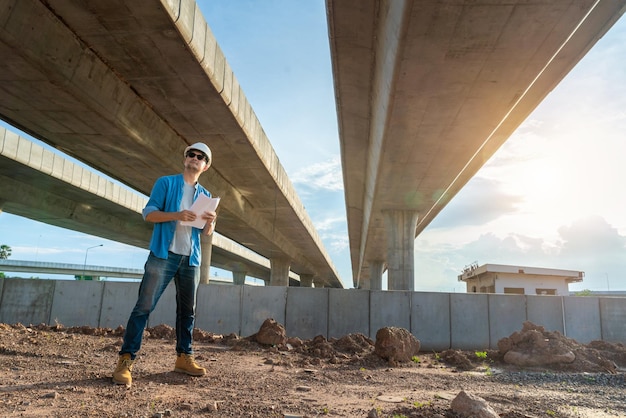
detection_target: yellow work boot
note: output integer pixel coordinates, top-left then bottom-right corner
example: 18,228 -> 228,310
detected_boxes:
174,353 -> 206,376
112,353 -> 134,386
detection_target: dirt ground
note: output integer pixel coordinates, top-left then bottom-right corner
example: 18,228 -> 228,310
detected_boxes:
1,321 -> 625,418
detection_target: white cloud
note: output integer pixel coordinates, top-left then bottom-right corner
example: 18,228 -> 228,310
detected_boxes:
291,156 -> 344,191
429,176 -> 523,229
314,215 -> 345,232
415,215 -> 626,292
312,215 -> 350,262
11,246 -> 68,256
322,232 -> 350,253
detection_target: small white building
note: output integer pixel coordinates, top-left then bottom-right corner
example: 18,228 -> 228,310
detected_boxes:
458,263 -> 584,295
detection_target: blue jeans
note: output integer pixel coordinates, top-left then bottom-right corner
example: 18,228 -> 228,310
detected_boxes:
120,252 -> 200,359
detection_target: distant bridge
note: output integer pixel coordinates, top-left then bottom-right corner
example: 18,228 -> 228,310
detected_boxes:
0,259 -> 244,285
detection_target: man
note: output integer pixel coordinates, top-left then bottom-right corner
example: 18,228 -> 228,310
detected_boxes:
112,142 -> 217,386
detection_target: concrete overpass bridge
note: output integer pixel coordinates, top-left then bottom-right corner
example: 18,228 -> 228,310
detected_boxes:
326,0 -> 626,289
0,0 -> 340,288
0,128 -> 301,286
1,1 -> 624,292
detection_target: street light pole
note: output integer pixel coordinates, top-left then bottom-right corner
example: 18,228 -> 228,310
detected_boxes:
82,244 -> 103,279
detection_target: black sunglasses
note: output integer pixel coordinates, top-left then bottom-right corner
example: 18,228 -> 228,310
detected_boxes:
186,151 -> 208,162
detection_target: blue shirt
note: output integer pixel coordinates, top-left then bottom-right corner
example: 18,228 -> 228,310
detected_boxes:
142,174 -> 212,266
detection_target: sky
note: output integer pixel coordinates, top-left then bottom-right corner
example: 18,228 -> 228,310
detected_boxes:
1,1 -> 625,292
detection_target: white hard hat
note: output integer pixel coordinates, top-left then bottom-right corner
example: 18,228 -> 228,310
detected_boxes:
184,142 -> 212,161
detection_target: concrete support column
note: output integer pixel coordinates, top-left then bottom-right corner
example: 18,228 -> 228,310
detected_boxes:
199,234 -> 213,284
299,273 -> 314,287
368,260 -> 385,290
269,257 -> 290,286
313,277 -> 325,288
383,210 -> 419,291
356,274 -> 369,290
232,262 -> 247,285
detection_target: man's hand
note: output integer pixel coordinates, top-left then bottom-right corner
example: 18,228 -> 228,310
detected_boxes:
202,211 -> 217,235
178,210 -> 197,222
201,211 -> 217,224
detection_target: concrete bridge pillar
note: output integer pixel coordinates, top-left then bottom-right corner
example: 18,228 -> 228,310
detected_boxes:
199,234 -> 213,284
368,260 -> 385,290
383,210 -> 419,291
269,257 -> 290,286
232,262 -> 247,285
313,277 -> 326,288
299,273 -> 314,287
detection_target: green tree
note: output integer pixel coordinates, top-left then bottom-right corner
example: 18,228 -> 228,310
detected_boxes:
75,275 -> 98,281
0,244 -> 11,259
574,289 -> 593,296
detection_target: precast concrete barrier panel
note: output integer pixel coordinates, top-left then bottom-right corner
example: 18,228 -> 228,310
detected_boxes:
411,292 -> 450,351
241,286 -> 287,337
370,290 -> 411,338
328,288 -> 369,339
0,279 -> 3,307
148,282 -> 176,328
100,281 -> 140,329
196,284 -> 242,335
488,294 -> 527,349
50,280 -> 103,327
285,287 -> 328,340
526,295 -> 564,333
450,293 -> 489,350
563,296 -> 601,344
0,278 -> 54,325
600,297 -> 626,343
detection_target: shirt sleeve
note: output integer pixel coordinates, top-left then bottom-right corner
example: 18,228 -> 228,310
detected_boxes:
142,176 -> 168,220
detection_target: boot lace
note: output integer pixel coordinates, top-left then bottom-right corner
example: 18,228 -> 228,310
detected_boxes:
183,354 -> 197,365
119,357 -> 133,371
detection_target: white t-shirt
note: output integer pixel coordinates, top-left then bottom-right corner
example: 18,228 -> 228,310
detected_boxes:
169,182 -> 195,256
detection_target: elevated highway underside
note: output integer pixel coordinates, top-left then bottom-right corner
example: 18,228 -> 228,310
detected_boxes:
327,0 -> 626,289
0,1 -> 341,287
0,128 -> 300,285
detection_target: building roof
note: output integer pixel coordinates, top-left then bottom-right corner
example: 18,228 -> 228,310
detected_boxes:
458,263 -> 584,283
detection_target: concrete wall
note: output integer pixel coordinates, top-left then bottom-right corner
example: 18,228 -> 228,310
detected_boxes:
1,278 -> 624,350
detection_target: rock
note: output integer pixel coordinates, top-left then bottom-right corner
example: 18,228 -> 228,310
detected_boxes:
367,408 -> 380,417
440,349 -> 473,370
256,318 -> 287,346
286,337 -> 303,347
204,401 -> 219,412
498,321 -> 577,367
450,390 -> 499,418
374,327 -> 420,363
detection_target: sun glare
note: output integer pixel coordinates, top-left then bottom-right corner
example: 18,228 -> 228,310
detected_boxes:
507,158 -> 564,211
